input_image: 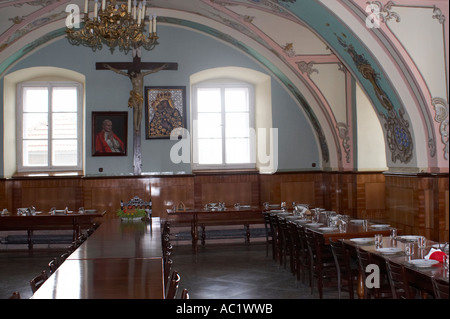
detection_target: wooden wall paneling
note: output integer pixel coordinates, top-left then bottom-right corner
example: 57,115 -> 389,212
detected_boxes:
435,175 -> 448,242
3,171 -> 447,241
82,177 -> 151,219
11,177 -> 83,212
150,176 -> 194,220
193,173 -> 259,208
356,173 -> 386,221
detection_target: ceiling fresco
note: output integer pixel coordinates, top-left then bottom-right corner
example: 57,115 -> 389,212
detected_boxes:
0,0 -> 448,172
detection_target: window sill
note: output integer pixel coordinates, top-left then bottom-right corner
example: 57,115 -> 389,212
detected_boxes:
10,171 -> 83,179
192,168 -> 259,175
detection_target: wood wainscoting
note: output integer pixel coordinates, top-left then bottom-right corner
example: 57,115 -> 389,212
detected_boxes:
1,171 -> 448,242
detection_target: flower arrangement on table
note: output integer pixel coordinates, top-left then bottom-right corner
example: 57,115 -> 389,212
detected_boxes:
117,206 -> 147,221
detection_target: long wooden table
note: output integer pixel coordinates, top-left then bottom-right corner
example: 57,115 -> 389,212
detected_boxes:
168,206 -> 264,248
32,217 -> 165,299
343,236 -> 448,298
0,210 -> 106,249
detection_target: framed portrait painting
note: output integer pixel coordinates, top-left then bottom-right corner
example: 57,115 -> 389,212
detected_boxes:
92,111 -> 128,156
145,86 -> 186,139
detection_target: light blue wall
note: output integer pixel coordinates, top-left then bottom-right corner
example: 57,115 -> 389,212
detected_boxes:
2,25 -> 319,176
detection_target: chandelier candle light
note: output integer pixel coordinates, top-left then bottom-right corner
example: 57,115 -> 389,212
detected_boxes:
67,0 -> 158,53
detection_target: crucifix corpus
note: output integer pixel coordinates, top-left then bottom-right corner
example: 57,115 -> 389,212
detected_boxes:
96,53 -> 178,175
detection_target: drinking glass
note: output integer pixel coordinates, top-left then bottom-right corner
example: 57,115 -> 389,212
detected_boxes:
374,234 -> 383,249
339,221 -> 347,233
417,236 -> 426,249
405,242 -> 414,256
390,228 -> 397,239
362,219 -> 369,231
443,254 -> 449,273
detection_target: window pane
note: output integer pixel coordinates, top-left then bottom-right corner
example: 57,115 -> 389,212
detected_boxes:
197,88 -> 221,112
23,113 -> 48,139
225,113 -> 250,138
226,138 -> 250,164
23,87 -> 48,112
23,140 -> 48,166
53,87 -> 78,112
52,140 -> 77,166
52,113 -> 77,138
197,113 -> 222,138
225,88 -> 248,112
198,139 -> 222,164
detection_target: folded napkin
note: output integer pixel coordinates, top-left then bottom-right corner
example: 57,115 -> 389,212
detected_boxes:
425,248 -> 446,263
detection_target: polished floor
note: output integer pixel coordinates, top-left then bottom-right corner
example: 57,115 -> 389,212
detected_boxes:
0,240 -> 344,300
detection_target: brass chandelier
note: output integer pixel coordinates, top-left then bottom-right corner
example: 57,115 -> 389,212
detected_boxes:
66,0 -> 159,54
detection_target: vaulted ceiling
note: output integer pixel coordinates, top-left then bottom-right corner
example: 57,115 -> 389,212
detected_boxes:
1,0 -> 448,172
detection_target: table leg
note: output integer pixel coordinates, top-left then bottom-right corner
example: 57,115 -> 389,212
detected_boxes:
357,269 -> 365,299
201,224 -> 206,246
191,220 -> 198,250
245,224 -> 250,243
27,229 -> 33,250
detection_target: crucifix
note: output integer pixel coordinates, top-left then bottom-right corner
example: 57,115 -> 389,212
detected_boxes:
96,50 -> 178,175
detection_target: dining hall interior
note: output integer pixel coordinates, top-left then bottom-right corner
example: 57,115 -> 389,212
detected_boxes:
0,0 -> 449,304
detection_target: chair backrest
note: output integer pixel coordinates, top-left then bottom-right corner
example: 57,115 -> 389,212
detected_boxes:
121,196 -> 151,209
9,291 -> 21,299
287,222 -> 299,245
304,229 -> 317,255
385,259 -> 411,299
48,257 -> 59,274
166,271 -> 180,299
164,256 -> 173,289
329,238 -> 350,273
355,247 -> 372,278
181,288 -> 190,299
262,212 -> 273,237
432,277 -> 449,299
30,270 -> 48,293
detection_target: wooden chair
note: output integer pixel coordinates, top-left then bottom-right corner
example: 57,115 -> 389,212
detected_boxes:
278,217 -> 293,270
30,270 -> 48,293
48,257 -> 60,274
329,238 -> 358,299
295,224 -> 311,286
355,247 -> 391,299
9,291 -> 21,299
269,214 -> 281,262
262,212 -> 274,257
180,288 -> 190,299
166,271 -> 181,299
432,277 -> 449,299
163,256 -> 173,289
304,229 -> 337,299
385,259 -> 413,299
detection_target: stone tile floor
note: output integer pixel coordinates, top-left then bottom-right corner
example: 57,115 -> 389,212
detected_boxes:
0,242 -> 345,300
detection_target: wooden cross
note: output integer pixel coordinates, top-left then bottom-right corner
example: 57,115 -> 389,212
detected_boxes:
96,55 -> 178,175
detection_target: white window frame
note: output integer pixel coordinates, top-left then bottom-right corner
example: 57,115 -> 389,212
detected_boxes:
192,81 -> 256,171
16,81 -> 83,173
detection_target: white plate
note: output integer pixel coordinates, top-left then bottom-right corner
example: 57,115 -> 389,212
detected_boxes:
376,248 -> 403,255
305,223 -> 323,228
285,216 -> 301,220
432,243 -> 449,252
318,227 -> 338,232
398,235 -> 421,241
294,219 -> 310,224
350,238 -> 374,245
408,259 -> 439,268
350,219 -> 365,224
370,224 -> 390,229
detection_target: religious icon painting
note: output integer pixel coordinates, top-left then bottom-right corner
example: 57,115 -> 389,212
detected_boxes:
92,111 -> 128,156
145,86 -> 186,139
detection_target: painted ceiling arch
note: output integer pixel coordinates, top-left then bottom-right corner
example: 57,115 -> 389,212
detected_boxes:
0,0 -> 448,172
